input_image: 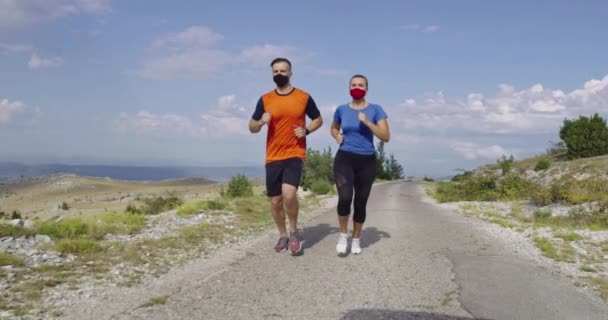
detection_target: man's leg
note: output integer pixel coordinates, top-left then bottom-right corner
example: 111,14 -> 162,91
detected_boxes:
266,161 -> 289,252
282,158 -> 303,254
282,183 -> 298,233
270,195 -> 287,236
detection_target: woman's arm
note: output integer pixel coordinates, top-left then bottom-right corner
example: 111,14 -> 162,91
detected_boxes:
331,121 -> 343,144
359,112 -> 390,142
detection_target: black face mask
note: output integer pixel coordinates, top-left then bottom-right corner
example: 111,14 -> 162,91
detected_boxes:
273,74 -> 289,87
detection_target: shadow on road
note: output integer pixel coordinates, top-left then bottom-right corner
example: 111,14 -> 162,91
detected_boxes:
301,223 -> 391,251
341,309 -> 491,320
359,226 -> 391,248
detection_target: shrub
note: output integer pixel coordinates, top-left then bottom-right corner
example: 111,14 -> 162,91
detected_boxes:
533,209 -> 552,221
311,179 -> 332,195
497,155 -> 515,175
498,174 -> 538,200
125,203 -> 142,215
141,195 -> 183,215
226,174 -> 253,198
534,159 -> 551,171
11,210 -> 22,219
451,171 -> 473,182
559,113 -> 608,159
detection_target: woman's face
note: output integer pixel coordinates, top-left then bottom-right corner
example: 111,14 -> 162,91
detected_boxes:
350,77 -> 368,90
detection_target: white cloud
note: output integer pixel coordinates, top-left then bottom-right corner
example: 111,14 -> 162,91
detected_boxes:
200,95 -> 250,137
116,111 -> 202,137
0,98 -> 26,124
0,0 -> 110,27
401,24 -> 440,33
138,26 -> 315,80
0,42 -> 33,53
138,49 -> 229,80
116,95 -> 252,138
28,53 -> 63,69
392,74 -> 608,135
450,142 -> 512,160
152,26 -> 223,49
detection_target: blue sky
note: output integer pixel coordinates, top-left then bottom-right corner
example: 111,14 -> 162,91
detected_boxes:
1,0 -> 607,178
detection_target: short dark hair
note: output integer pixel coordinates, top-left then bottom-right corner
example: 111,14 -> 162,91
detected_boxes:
350,74 -> 368,88
270,57 -> 292,69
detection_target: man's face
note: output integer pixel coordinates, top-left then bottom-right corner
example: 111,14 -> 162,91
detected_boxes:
272,61 -> 292,78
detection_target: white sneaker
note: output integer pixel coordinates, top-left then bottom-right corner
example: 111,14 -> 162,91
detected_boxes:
351,238 -> 361,255
336,233 -> 348,254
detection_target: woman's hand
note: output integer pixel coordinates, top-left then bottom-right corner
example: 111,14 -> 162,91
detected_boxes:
358,112 -> 369,126
335,132 -> 344,144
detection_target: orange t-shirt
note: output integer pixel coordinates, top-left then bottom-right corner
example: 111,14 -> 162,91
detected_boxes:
252,88 -> 320,163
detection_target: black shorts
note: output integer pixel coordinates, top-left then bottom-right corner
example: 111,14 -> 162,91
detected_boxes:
265,157 -> 303,197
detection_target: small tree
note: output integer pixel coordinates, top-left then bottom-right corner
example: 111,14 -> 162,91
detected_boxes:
534,159 -> 551,171
559,113 -> 608,159
376,142 -> 390,180
497,155 -> 514,175
388,153 -> 404,179
226,174 -> 253,198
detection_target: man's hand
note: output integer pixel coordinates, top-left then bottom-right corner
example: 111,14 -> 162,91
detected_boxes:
293,125 -> 307,138
260,112 -> 271,125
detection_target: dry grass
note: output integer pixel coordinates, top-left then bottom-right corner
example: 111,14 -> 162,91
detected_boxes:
0,174 -> 217,219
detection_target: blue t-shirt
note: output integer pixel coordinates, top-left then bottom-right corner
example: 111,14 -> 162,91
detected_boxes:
333,103 -> 388,155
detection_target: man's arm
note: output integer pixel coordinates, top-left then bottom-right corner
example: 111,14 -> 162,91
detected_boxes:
249,98 -> 267,134
305,96 -> 323,134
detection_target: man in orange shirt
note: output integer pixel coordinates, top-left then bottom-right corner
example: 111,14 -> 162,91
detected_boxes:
249,57 -> 323,254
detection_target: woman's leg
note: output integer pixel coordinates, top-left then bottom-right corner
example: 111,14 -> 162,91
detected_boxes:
333,151 -> 354,254
351,155 -> 377,253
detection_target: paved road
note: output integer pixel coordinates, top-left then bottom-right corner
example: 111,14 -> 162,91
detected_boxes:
64,181 -> 608,320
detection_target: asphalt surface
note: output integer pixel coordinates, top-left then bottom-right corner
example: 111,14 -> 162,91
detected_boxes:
63,181 -> 608,320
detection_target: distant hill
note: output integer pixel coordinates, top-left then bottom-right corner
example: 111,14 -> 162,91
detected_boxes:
0,162 -> 264,182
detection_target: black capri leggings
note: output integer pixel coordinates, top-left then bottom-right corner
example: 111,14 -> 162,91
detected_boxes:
333,150 -> 377,223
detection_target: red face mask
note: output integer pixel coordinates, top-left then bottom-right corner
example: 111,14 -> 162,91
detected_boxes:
350,88 -> 366,100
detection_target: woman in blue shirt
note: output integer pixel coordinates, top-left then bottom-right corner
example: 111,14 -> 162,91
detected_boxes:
331,74 -> 390,255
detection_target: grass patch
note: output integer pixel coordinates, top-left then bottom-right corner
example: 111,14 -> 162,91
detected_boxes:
55,239 -> 104,254
489,218 -> 516,228
582,277 -> 608,301
580,265 -> 597,273
140,295 -> 169,308
533,237 -> 576,263
0,252 -> 24,266
509,202 -> 532,223
555,231 -> 583,241
176,201 -> 206,217
96,212 -> 145,234
0,224 -> 37,238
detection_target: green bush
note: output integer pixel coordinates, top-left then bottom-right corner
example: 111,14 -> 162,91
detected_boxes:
451,171 -> 473,182
302,147 -> 334,190
533,209 -> 552,221
206,199 -> 228,210
125,203 -> 142,215
0,224 -> 36,238
559,113 -> 608,159
226,174 -> 253,198
497,155 -> 514,175
141,195 -> 183,215
534,159 -> 551,171
37,218 -> 91,239
498,174 -> 538,200
310,180 -> 332,195
11,210 -> 22,219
